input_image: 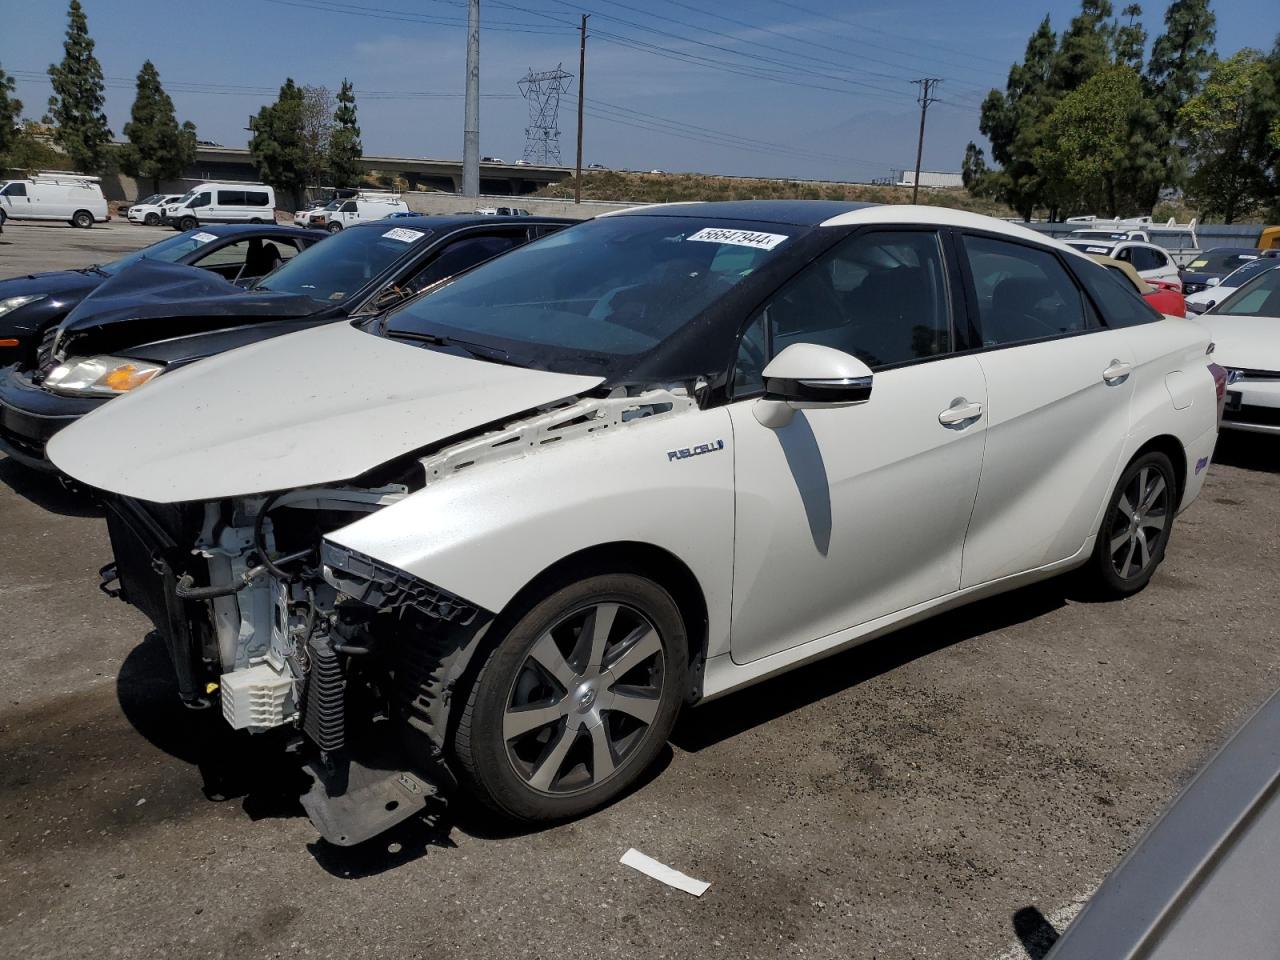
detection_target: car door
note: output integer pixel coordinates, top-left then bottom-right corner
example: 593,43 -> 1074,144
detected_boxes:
727,227 -> 989,665
1,181 -> 31,219
339,201 -> 358,225
956,232 -> 1136,588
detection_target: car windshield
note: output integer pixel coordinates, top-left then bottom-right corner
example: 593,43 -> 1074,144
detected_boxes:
1219,259 -> 1278,288
99,230 -> 222,275
1066,240 -> 1115,255
1184,249 -> 1259,273
380,215 -> 796,373
256,223 -> 432,302
174,189 -> 197,205
1212,268 -> 1280,317
1072,231 -> 1128,241
137,194 -> 161,205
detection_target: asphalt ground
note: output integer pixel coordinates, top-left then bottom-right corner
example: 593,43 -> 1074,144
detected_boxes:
2,220 -> 1279,959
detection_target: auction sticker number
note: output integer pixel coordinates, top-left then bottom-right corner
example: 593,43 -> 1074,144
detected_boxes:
383,227 -> 425,243
687,227 -> 787,251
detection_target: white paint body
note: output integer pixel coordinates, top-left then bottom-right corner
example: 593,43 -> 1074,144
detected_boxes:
1193,311 -> 1280,435
48,204 -> 1220,703
0,176 -> 108,224
162,182 -> 276,226
127,195 -> 182,224
319,198 -> 410,229
1065,239 -> 1181,287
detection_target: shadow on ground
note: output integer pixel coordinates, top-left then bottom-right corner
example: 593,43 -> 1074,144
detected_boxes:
1012,905 -> 1061,959
0,456 -> 102,518
1212,433 -> 1280,474
672,578 -> 1069,752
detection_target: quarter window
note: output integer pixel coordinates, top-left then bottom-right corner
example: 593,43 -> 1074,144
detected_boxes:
742,229 -> 952,378
961,235 -> 1089,346
1077,261 -> 1161,327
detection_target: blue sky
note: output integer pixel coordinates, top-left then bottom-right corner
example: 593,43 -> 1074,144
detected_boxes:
3,0 -> 1274,182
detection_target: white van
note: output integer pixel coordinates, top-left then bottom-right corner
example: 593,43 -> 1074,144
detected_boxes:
162,182 -> 276,230
127,193 -> 183,226
0,173 -> 109,228
307,195 -> 408,232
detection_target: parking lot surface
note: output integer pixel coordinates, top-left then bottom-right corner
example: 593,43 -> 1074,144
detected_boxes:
2,226 -> 1279,960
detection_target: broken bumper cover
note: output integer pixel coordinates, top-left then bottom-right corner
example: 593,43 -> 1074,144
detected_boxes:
321,541 -> 487,625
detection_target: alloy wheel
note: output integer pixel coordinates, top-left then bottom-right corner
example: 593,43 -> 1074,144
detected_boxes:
1108,465 -> 1170,580
503,601 -> 666,795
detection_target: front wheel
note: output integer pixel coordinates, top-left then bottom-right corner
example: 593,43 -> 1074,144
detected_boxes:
327,221 -> 343,234
453,573 -> 687,822
178,215 -> 197,231
1083,450 -> 1177,598
144,212 -> 160,226
71,210 -> 94,228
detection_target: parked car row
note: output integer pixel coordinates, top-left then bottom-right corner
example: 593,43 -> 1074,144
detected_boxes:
0,215 -> 569,469
2,200 -> 1245,848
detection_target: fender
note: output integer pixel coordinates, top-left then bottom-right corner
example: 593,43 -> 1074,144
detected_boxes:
325,402 -> 738,662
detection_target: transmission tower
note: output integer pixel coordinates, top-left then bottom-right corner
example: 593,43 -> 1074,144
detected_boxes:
518,65 -> 573,165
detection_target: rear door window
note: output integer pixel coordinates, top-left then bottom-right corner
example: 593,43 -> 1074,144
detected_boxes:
961,235 -> 1090,346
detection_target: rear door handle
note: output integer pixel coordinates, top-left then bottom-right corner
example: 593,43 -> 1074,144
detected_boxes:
1103,360 -> 1132,384
938,399 -> 984,426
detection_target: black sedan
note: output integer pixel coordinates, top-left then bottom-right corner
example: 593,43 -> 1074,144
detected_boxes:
1179,246 -> 1270,295
0,224 -> 320,368
0,214 -> 571,470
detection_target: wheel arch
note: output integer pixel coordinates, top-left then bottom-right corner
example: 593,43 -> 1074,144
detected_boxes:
1130,433 -> 1188,508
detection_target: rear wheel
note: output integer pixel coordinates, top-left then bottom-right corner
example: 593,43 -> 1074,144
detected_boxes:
453,574 -> 686,822
178,215 -> 197,231
249,217 -> 263,224
1084,450 -> 1177,597
144,212 -> 160,226
71,210 -> 94,228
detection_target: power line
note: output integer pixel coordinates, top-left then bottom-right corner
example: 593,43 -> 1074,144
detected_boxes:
261,0 -> 565,34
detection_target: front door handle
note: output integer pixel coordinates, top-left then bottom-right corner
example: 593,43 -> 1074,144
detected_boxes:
938,398 -> 984,426
1102,359 -> 1132,384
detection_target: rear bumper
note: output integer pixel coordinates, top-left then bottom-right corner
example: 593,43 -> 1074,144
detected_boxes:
0,365 -> 105,468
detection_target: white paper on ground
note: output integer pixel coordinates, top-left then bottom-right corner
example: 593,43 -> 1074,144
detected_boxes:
619,848 -> 710,896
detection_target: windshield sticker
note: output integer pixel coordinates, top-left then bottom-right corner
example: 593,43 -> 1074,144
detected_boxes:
686,227 -> 787,251
382,227 -> 425,243
1084,246 -> 1112,254
192,232 -> 218,243
1189,259 -> 1208,268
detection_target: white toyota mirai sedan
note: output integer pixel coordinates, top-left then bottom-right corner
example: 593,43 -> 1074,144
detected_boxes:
48,201 -> 1222,843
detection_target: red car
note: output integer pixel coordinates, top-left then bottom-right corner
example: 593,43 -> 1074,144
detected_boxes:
1089,254 -> 1185,316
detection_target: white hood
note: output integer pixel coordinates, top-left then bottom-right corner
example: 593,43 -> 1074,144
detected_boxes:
47,321 -> 603,502
1194,314 -> 1280,372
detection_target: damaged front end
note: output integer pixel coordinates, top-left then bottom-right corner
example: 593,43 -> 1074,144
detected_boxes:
95,384 -> 694,845
100,482 -> 495,846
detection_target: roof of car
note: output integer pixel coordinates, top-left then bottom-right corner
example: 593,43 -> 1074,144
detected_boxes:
608,200 -> 879,225
345,213 -> 574,231
608,200 -> 1064,247
198,223 -> 317,239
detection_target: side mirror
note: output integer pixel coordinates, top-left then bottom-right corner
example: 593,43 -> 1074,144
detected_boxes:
755,343 -> 873,428
1206,277 -> 1220,287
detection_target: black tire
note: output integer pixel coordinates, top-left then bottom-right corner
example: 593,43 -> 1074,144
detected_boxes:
327,221 -> 343,234
453,573 -> 687,822
1083,450 -> 1178,598
144,212 -> 160,226
71,210 -> 94,229
178,215 -> 197,231
249,217 -> 263,224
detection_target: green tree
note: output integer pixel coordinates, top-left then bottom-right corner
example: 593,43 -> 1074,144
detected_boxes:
979,15 -> 1059,219
45,0 -> 112,173
1113,3 -> 1147,71
248,78 -> 306,208
961,141 -> 989,193
1036,65 -> 1162,217
119,61 -> 197,194
1146,0 -> 1217,189
0,65 -> 23,165
328,78 -> 363,188
299,84 -> 334,188
1181,49 -> 1276,222
1054,0 -> 1116,92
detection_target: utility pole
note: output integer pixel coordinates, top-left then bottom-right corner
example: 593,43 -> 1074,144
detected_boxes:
575,14 -> 588,204
910,78 -> 941,205
462,0 -> 480,198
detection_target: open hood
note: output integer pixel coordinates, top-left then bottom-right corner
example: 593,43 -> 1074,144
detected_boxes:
57,259 -> 323,356
1195,314 -> 1280,372
47,321 -> 604,503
